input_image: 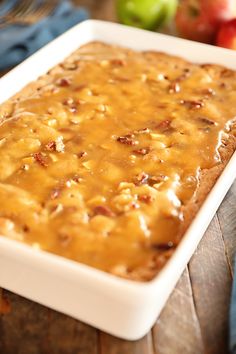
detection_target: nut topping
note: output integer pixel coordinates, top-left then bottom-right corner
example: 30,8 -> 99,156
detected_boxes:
133,147 -> 150,155
117,135 -> 138,146
155,119 -> 172,132
33,152 -> 48,167
151,242 -> 175,251
56,78 -> 71,87
93,205 -> 115,217
198,117 -> 216,125
134,172 -> 149,186
180,100 -> 204,109
169,82 -> 180,93
138,195 -> 153,204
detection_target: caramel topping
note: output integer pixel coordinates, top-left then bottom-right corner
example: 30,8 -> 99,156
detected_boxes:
0,42 -> 235,280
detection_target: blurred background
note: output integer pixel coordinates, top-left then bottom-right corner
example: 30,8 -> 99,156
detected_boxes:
0,0 -> 236,73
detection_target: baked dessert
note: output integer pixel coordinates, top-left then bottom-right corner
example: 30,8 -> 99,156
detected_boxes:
0,42 -> 235,281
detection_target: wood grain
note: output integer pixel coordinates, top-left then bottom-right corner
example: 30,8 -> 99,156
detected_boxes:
188,214 -> 233,354
0,291 -> 98,354
217,181 -> 236,275
153,268 -> 204,354
100,331 -> 154,354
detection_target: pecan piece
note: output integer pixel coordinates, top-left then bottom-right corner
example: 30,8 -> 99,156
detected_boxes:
58,233 -> 72,247
93,205 -> 115,217
201,88 -> 215,96
198,117 -> 216,125
168,82 -> 180,93
50,188 -> 61,200
151,241 -> 175,251
110,59 -> 126,66
149,175 -> 166,186
33,152 -> 48,167
45,141 -> 56,151
134,172 -> 149,186
56,78 -> 71,87
138,195 -> 153,204
134,127 -> 150,134
45,137 -> 64,153
117,135 -> 138,146
69,105 -> 78,113
180,100 -> 204,109
220,68 -> 233,78
133,147 -> 150,155
63,97 -> 74,106
72,175 -> 82,183
155,119 -> 172,132
78,151 -> 88,158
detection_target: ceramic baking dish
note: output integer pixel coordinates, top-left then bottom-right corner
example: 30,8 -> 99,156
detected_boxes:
0,20 -> 236,341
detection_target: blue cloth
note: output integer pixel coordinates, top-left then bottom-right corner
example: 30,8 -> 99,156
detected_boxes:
0,0 -> 89,70
230,260 -> 236,353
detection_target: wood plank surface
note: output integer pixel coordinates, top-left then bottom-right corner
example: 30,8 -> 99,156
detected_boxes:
0,1 -> 236,354
153,268 -> 204,354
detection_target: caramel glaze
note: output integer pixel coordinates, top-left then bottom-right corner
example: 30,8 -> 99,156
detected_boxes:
0,42 -> 235,280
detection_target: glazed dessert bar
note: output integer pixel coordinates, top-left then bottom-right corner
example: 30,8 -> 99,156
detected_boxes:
0,42 -> 235,281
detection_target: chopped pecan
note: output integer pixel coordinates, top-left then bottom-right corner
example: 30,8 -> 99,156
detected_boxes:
69,105 -> 78,113
58,233 -> 72,247
117,135 -> 138,146
72,175 -> 82,183
219,82 -> 227,88
201,88 -> 215,96
134,172 -> 149,186
110,59 -> 126,66
45,141 -> 56,151
23,225 -> 29,232
180,100 -> 204,109
93,205 -> 115,217
63,97 -> 74,106
151,242 -> 175,251
168,82 -> 180,93
78,151 -> 88,158
57,78 -> 71,87
149,175 -> 166,186
45,137 -> 64,153
114,76 -> 131,82
50,188 -> 61,200
33,152 -> 48,167
74,84 -> 86,91
133,147 -> 150,155
138,195 -> 153,203
220,68 -> 233,78
134,127 -> 150,134
198,117 -> 216,125
155,119 -> 172,132
157,104 -> 167,109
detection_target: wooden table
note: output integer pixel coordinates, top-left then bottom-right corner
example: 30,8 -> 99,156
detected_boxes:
0,1 -> 236,353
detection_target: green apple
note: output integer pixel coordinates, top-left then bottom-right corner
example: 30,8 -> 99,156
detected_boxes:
117,0 -> 178,31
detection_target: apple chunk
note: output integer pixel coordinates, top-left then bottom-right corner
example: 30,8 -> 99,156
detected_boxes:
216,18 -> 236,49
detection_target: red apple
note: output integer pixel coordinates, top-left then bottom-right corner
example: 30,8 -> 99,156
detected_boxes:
175,0 -> 217,43
203,0 -> 236,25
175,0 -> 236,44
216,18 -> 236,49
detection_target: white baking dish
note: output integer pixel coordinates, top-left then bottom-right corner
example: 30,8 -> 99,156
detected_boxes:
0,20 -> 236,341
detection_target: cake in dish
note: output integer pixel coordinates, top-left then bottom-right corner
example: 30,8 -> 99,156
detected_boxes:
0,42 -> 235,281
